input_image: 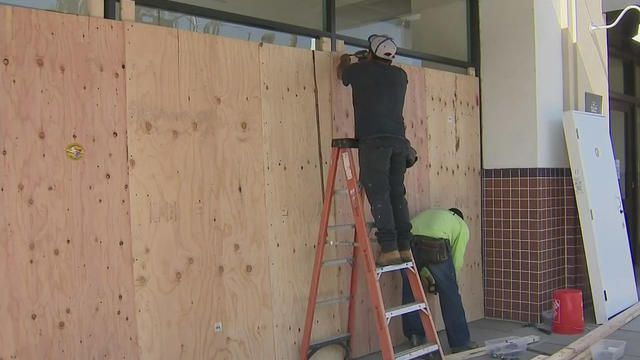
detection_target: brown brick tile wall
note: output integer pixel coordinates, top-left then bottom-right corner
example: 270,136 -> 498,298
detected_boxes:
483,168 -> 588,323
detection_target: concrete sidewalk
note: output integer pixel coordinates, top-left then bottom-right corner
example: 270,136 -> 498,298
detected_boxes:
355,314 -> 640,360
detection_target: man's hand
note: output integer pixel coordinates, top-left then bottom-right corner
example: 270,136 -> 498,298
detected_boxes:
420,270 -> 437,294
337,53 -> 352,80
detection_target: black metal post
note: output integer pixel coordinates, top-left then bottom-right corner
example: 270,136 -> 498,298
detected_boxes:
104,0 -> 117,19
468,0 -> 481,74
325,0 -> 336,50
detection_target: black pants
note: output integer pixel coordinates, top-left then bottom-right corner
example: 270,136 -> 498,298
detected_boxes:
358,138 -> 412,252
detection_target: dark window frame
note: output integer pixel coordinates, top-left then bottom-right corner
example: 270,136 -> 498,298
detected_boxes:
106,0 -> 479,70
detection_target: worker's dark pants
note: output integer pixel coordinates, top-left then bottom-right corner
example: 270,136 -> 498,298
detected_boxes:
358,138 -> 412,253
401,242 -> 471,349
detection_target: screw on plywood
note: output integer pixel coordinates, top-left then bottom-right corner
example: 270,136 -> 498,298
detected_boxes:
214,322 -> 223,332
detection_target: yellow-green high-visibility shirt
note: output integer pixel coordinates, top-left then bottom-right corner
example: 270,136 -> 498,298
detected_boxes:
411,208 -> 470,274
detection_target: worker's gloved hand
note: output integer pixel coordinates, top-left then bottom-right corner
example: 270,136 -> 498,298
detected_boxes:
339,53 -> 352,65
420,268 -> 437,294
406,145 -> 418,168
353,50 -> 370,62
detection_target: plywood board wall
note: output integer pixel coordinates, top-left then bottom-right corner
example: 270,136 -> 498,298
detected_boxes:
125,23 -> 275,359
0,6 -> 482,359
0,6 -> 138,359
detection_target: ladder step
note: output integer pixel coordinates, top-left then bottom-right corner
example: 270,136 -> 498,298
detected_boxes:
316,296 -> 351,307
385,302 -> 426,320
333,183 -> 362,195
328,223 -> 356,232
326,241 -> 358,247
395,343 -> 440,360
309,333 -> 351,350
328,222 -> 375,232
376,261 -> 413,276
323,257 -> 352,267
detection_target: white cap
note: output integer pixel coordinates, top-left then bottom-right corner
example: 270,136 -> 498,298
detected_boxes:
368,34 -> 397,60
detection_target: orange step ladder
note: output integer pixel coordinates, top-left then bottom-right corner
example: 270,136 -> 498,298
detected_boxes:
300,138 -> 444,360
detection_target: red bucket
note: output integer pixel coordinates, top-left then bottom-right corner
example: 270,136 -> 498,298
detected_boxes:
552,289 -> 584,334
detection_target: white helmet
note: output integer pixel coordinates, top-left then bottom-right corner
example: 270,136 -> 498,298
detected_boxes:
368,34 -> 397,60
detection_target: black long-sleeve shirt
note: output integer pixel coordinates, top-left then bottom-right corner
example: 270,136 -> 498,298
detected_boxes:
342,60 -> 408,140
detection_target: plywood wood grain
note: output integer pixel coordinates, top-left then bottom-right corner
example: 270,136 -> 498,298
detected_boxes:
426,69 -> 484,323
260,43 -> 345,359
454,74 -> 483,321
0,6 -> 138,359
423,69 -> 458,329
0,7 -> 483,358
126,23 -> 274,359
401,64 -> 431,218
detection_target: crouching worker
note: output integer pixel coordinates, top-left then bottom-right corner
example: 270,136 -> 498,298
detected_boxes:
401,208 -> 478,353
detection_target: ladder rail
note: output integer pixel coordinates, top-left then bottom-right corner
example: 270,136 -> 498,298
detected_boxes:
300,147 -> 341,360
346,189 -> 364,344
301,141 -> 443,360
340,148 -> 395,360
406,260 -> 445,359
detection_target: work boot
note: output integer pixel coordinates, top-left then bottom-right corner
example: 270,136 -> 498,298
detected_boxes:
409,334 -> 426,347
399,249 -> 413,262
451,341 -> 479,354
376,250 -> 403,266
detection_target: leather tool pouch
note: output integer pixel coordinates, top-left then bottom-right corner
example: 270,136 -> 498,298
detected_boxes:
411,235 -> 449,264
406,145 -> 418,168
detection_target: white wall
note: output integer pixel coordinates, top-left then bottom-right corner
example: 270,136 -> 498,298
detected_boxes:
480,0 -> 539,169
575,1 -> 609,116
480,0 -> 608,169
535,0 -> 568,168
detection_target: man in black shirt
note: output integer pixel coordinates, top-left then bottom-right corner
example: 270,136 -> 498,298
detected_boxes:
338,34 -> 413,266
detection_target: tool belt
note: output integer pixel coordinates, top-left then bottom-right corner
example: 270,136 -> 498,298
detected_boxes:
411,235 -> 449,265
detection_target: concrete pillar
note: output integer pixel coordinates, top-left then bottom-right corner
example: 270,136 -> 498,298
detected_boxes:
480,0 -> 607,323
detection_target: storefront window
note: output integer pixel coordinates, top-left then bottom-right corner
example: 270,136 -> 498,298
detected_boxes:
169,0 -> 324,30
337,0 -> 469,62
0,0 -> 87,15
609,57 -> 624,94
137,5 -> 314,49
0,0 -> 476,69
344,44 -> 423,67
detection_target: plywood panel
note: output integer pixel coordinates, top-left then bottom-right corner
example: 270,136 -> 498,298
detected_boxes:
0,6 -> 138,359
260,43 -> 345,359
453,74 -> 483,322
126,23 -> 274,359
314,51 -> 335,187
424,69 -> 458,330
426,69 -> 483,323
401,64 -> 431,218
